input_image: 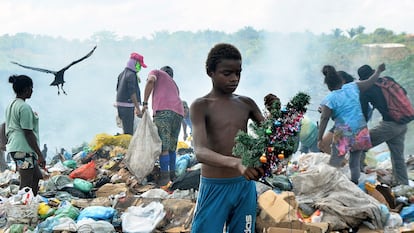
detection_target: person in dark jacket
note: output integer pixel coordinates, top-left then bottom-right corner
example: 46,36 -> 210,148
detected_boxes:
358,64 -> 409,185
115,52 -> 147,135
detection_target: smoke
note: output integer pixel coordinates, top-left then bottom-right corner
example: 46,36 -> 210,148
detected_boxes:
4,31 -> 411,156
1,34 -> 328,155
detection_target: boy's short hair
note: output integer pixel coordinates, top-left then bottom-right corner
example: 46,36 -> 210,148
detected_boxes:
205,43 -> 242,75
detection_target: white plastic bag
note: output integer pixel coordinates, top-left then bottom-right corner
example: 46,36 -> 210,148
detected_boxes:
77,218 -> 116,233
124,111 -> 161,183
121,201 -> 165,233
52,217 -> 78,232
5,187 -> 39,227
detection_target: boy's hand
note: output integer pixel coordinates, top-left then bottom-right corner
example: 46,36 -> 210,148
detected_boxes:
239,164 -> 264,181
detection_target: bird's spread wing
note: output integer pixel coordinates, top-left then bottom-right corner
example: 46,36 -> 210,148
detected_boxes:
10,61 -> 55,74
61,45 -> 97,71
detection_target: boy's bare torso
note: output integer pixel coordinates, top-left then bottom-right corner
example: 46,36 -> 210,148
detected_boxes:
199,94 -> 255,178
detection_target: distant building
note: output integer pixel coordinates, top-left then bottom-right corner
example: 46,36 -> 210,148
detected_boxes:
362,43 -> 409,62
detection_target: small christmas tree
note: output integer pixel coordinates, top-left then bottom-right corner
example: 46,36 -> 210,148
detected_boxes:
232,92 -> 311,177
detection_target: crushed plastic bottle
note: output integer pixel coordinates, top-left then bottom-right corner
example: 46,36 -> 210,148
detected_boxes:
311,209 -> 323,223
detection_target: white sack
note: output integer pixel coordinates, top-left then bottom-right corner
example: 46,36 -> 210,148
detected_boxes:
124,111 -> 161,183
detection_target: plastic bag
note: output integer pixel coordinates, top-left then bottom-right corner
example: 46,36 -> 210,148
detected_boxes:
385,212 -> 403,229
77,218 -> 116,233
5,199 -> 39,227
124,111 -> 161,182
35,216 -> 60,232
121,201 -> 165,233
69,160 -> 96,180
9,223 -> 34,233
62,160 -> 77,169
38,202 -> 55,219
400,204 -> 414,223
17,187 -> 35,205
140,189 -> 170,199
54,202 -> 80,220
73,178 -> 93,193
176,154 -> 192,177
77,206 -> 117,221
52,217 -> 77,232
90,133 -> 132,151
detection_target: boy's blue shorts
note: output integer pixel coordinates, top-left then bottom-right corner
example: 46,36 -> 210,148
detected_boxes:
191,176 -> 257,233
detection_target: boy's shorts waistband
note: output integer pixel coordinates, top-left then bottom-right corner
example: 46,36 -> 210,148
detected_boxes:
200,176 -> 247,184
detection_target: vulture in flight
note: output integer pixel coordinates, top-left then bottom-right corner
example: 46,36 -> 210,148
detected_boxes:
11,45 -> 97,95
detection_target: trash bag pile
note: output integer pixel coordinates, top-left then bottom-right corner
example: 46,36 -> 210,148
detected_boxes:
0,133 -> 199,233
266,152 -> 414,232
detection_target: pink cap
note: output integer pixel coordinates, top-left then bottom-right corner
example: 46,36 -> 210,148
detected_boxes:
130,52 -> 147,68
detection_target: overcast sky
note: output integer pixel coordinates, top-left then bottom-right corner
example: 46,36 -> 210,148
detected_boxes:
1,0 -> 413,40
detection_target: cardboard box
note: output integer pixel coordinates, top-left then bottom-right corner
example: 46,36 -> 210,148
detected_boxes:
265,227 -> 307,233
258,190 -> 298,223
256,217 -> 329,233
257,191 -> 330,233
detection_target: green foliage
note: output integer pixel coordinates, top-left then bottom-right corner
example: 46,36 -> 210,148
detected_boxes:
233,92 -> 310,177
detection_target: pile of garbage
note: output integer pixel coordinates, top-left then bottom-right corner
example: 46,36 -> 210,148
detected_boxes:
0,133 -> 413,233
0,133 -> 199,233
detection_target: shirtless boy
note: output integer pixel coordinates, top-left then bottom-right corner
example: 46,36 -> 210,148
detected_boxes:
190,43 -> 264,233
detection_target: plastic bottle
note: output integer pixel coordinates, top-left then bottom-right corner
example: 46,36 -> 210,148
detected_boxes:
311,209 -> 323,223
17,187 -> 34,205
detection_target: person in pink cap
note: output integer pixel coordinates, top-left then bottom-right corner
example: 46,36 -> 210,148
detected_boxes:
115,52 -> 147,135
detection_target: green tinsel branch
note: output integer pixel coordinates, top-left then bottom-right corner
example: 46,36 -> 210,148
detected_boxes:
232,92 -> 311,174
286,92 -> 310,113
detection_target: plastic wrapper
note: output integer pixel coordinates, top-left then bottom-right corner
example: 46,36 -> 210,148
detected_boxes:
124,111 -> 162,183
89,133 -> 132,151
73,178 -> 93,193
77,206 -> 117,221
121,202 -> 165,233
69,160 -> 96,180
